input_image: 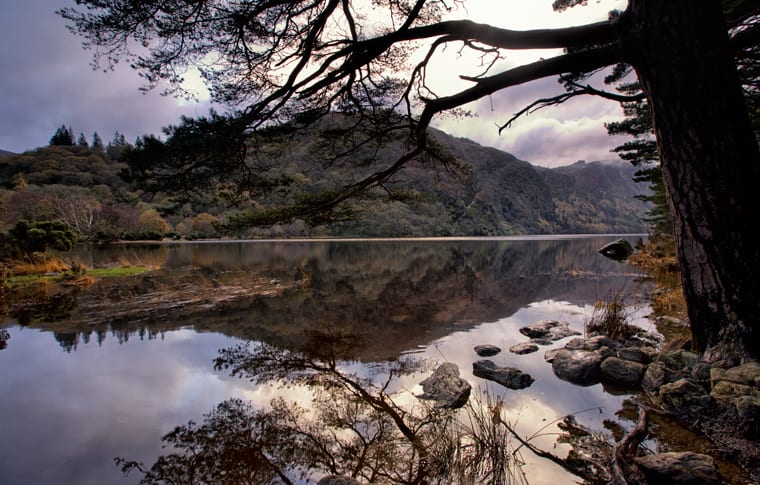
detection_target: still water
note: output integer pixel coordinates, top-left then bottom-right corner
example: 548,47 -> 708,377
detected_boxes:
0,236 -> 652,484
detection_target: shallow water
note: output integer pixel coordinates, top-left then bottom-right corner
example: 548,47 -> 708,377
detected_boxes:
1,236 -> 654,484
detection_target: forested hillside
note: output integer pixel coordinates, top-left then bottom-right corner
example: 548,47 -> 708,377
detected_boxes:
0,127 -> 648,240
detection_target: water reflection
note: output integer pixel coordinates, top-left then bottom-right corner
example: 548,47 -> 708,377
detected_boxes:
12,237 -> 646,358
0,237 -> 652,485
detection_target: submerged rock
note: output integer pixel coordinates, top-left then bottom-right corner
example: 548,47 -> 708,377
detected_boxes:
551,349 -> 603,386
634,452 -> 721,484
418,362 -> 471,409
509,342 -> 539,355
597,238 -> 634,261
472,360 -> 534,390
519,320 -> 581,341
473,344 -> 501,357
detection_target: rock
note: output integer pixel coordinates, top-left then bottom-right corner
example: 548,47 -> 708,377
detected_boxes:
711,380 -> 758,398
691,362 -> 712,382
723,362 -> 760,386
317,476 -> 362,485
735,396 -> 760,438
518,320 -> 581,341
418,362 -> 471,409
544,348 -> 562,363
509,342 -> 539,355
529,338 -> 554,346
597,238 -> 634,261
551,349 -> 603,386
617,347 -> 652,365
472,360 -> 534,390
634,452 -> 721,484
659,379 -> 710,412
642,361 -> 668,392
659,350 -> 700,371
565,335 -> 620,351
600,357 -> 646,388
473,344 -> 501,357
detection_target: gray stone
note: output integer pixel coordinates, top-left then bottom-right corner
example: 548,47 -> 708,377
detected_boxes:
544,348 -> 562,363
642,361 -> 668,392
659,378 -> 709,411
691,362 -> 712,382
735,396 -> 760,438
509,342 -> 539,355
617,347 -> 652,365
418,362 -> 471,409
529,338 -> 554,346
634,452 -> 721,484
598,238 -> 634,261
736,395 -> 760,419
472,360 -> 534,390
659,350 -> 700,371
551,349 -> 603,386
518,320 -> 581,341
711,380 -> 759,398
318,476 -> 361,485
723,362 -> 760,386
474,344 -> 501,357
600,357 -> 646,388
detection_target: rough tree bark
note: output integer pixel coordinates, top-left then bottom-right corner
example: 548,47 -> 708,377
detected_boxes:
621,0 -> 760,362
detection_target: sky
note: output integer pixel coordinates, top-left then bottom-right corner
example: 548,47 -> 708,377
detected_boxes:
0,0 -> 630,167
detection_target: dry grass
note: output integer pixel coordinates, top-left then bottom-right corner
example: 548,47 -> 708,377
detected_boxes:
10,256 -> 71,276
629,236 -> 690,343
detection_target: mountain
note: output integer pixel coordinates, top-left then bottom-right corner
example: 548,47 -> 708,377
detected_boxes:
324,129 -> 648,237
0,128 -> 649,238
0,149 -> 15,158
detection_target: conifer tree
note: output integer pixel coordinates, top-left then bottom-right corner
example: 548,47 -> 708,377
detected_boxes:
77,132 -> 89,147
49,125 -> 74,146
91,131 -> 104,150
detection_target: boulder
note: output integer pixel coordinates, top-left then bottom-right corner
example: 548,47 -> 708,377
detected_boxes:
551,349 -> 603,386
723,362 -> 760,386
544,348 -> 562,363
509,342 -> 539,355
565,335 -> 620,352
472,360 -> 534,390
617,347 -> 652,365
711,380 -> 758,398
735,395 -> 760,439
597,238 -> 634,261
642,361 -> 675,392
633,452 -> 721,484
600,357 -> 646,389
518,320 -> 581,341
418,362 -> 471,409
659,378 -> 710,412
659,349 -> 700,371
473,344 -> 501,357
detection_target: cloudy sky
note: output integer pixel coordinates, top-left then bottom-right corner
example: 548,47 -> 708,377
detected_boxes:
0,0 -> 629,167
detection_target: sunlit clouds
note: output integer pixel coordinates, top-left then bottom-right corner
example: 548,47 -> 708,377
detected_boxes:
0,0 -> 630,167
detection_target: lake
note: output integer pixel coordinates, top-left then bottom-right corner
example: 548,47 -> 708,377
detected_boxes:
0,236 -> 654,484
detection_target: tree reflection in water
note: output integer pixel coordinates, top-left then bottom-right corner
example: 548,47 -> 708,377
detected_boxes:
116,331 -> 537,484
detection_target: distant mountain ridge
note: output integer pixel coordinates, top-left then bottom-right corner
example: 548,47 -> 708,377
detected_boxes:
0,128 -> 649,238
326,129 -> 648,236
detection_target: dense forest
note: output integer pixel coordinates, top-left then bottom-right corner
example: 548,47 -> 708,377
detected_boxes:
0,123 -> 648,242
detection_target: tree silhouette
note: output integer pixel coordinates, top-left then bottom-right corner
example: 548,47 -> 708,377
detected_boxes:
59,0 -> 760,360
49,125 -> 74,146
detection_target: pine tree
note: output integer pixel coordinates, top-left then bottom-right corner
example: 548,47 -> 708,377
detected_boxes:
92,132 -> 104,150
49,125 -> 74,146
77,132 -> 89,147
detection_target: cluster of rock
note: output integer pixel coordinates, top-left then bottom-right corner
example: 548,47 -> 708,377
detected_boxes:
414,316 -> 760,482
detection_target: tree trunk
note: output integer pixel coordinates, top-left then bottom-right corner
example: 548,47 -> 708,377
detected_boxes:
622,0 -> 760,362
